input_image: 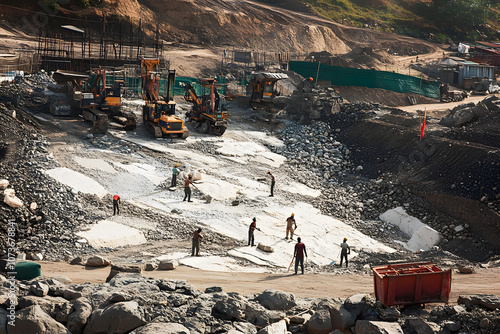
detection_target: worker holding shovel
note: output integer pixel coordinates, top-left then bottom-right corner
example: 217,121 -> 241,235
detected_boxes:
183,174 -> 198,202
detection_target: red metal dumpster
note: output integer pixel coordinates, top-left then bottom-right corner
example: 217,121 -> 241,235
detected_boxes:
373,262 -> 451,307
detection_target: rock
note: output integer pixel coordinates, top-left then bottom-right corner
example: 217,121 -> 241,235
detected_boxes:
307,307 -> 333,334
343,294 -> 369,317
329,303 -> 356,331
257,319 -> 287,334
85,255 -> 111,267
158,260 -> 179,270
32,253 -> 44,261
17,295 -> 69,316
229,321 -> 258,334
457,294 -> 500,310
70,257 -> 83,265
0,179 -> 8,190
63,289 -> 83,300
213,296 -> 246,320
355,320 -> 403,334
255,289 -> 296,310
84,301 -> 146,334
3,188 -> 23,208
130,322 -> 190,334
377,307 -> 400,321
257,243 -> 274,252
145,262 -> 158,271
479,318 -> 490,329
8,305 -> 70,334
30,281 -> 49,297
205,286 -> 223,293
106,265 -> 142,282
404,319 -> 440,333
457,265 -> 474,274
67,297 -> 92,334
443,320 -> 461,332
289,315 -> 305,324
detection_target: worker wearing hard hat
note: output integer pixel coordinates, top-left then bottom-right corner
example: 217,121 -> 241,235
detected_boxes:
266,171 -> 275,197
340,237 -> 351,268
286,213 -> 297,240
171,164 -> 180,188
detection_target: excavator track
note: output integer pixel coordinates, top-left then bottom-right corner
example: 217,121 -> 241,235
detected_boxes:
82,108 -> 108,134
145,120 -> 163,138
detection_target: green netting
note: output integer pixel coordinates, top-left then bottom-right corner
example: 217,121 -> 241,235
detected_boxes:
289,61 -> 440,99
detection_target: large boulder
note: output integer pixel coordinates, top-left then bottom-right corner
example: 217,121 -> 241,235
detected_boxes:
255,289 -> 296,310
229,321 -> 258,334
213,296 -> 246,320
329,303 -> 356,332
307,307 -> 333,334
130,322 -> 190,334
257,319 -> 287,334
83,301 -> 146,334
67,297 -> 92,334
8,305 -> 70,334
355,320 -> 403,334
457,294 -> 500,310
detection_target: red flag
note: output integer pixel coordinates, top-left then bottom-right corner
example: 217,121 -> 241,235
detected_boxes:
420,108 -> 427,139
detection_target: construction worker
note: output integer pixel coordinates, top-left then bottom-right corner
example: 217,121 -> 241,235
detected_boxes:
183,174 -> 197,202
171,164 -> 179,187
293,237 -> 307,274
267,171 -> 275,197
286,213 -> 297,240
340,237 -> 351,268
113,194 -> 120,215
192,228 -> 203,256
248,217 -> 257,246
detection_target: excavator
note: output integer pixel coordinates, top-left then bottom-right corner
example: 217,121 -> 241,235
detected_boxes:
248,72 -> 289,112
51,69 -> 136,133
81,69 -> 137,133
183,78 -> 228,135
141,58 -> 189,138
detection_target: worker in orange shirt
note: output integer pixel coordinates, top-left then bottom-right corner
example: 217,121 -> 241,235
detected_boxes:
113,194 -> 120,215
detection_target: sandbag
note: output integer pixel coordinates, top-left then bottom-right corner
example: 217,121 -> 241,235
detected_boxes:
15,261 -> 41,280
4,188 -> 23,208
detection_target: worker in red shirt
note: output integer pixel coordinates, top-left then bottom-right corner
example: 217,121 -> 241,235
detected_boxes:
192,228 -> 203,256
293,237 -> 307,275
113,194 -> 120,215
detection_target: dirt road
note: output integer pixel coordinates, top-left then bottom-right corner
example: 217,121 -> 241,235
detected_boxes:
42,261 -> 500,301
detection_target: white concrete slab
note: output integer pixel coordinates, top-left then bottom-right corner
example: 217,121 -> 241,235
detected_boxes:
73,156 -> 117,173
406,225 -> 441,252
76,220 -> 147,248
379,207 -> 425,236
45,167 -> 107,198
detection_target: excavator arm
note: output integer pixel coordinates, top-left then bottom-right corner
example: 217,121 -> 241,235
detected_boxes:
184,83 -> 202,107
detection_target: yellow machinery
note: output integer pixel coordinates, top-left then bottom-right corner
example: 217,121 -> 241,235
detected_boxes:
81,68 -> 137,133
183,79 -> 228,135
248,72 -> 289,112
141,58 -> 188,138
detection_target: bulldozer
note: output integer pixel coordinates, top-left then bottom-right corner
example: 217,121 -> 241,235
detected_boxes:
141,58 -> 189,139
184,79 -> 228,135
248,72 -> 289,112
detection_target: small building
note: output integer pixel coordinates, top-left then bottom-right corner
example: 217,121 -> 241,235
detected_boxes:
438,57 -> 495,89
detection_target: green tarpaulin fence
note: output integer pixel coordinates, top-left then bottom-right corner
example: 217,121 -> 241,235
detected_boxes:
289,61 -> 440,99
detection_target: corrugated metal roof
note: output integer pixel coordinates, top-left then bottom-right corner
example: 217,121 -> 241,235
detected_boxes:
61,25 -> 84,34
258,72 -> 289,79
476,41 -> 500,49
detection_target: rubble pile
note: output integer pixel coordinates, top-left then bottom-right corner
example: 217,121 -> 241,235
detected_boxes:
2,273 -> 499,333
285,87 -> 343,123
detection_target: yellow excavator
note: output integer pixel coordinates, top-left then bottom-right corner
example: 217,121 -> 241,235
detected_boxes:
184,78 -> 228,135
141,58 -> 189,138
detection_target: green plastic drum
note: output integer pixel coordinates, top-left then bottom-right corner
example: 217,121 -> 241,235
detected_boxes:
15,261 -> 41,280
